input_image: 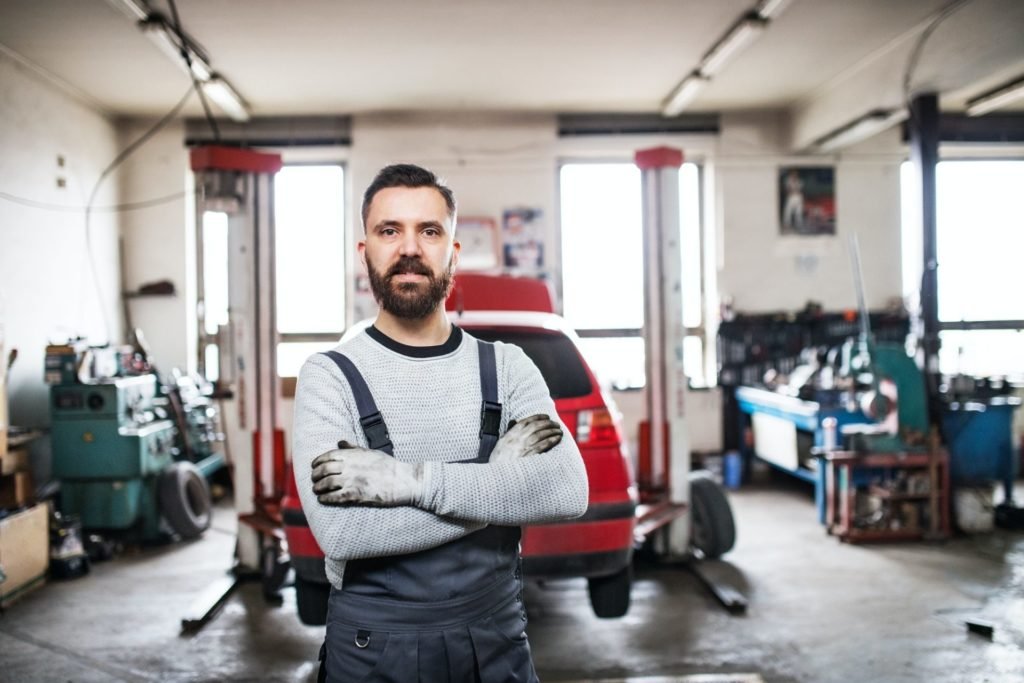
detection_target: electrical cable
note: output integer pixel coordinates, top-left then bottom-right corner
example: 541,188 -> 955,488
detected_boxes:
902,0 -> 974,119
80,85 -> 194,344
1,190 -> 190,213
166,0 -> 221,142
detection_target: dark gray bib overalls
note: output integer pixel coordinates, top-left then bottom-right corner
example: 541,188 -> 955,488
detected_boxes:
318,341 -> 539,683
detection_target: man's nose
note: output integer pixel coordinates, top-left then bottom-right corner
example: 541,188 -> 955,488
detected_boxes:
398,231 -> 422,256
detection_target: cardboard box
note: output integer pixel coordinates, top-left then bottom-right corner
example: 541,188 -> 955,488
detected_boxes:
0,503 -> 48,607
0,446 -> 28,476
0,470 -> 34,509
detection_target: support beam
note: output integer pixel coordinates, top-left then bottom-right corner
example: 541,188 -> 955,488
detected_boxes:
908,93 -> 940,397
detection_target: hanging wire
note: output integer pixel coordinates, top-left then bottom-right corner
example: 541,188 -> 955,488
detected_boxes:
1,190 -> 190,213
81,85 -> 194,341
902,0 -> 974,120
166,0 -> 221,141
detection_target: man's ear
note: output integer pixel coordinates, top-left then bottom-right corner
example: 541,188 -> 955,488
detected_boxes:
357,240 -> 367,273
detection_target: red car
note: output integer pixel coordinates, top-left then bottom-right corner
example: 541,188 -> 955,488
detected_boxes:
283,276 -> 637,623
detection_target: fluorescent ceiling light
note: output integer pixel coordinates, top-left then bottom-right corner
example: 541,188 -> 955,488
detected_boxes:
966,76 -> 1024,117
203,78 -> 251,122
700,15 -> 766,77
755,0 -> 792,20
812,109 -> 907,152
106,0 -> 149,22
141,18 -> 214,82
662,72 -> 709,117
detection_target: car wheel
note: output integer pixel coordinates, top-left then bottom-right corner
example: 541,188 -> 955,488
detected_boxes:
689,470 -> 736,558
295,575 -> 330,626
158,462 -> 212,539
587,565 -> 631,618
261,543 -> 290,599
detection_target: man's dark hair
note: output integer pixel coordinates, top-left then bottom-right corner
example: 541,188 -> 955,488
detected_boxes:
361,163 -> 457,229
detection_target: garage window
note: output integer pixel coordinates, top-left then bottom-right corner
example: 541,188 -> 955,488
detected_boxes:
196,165 -> 346,383
901,160 -> 1024,376
274,164 -> 347,377
559,161 -> 708,390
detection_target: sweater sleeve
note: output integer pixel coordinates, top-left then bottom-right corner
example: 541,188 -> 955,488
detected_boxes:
292,354 -> 486,562
418,343 -> 590,524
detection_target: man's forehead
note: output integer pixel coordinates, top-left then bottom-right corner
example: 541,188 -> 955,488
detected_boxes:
370,186 -> 448,210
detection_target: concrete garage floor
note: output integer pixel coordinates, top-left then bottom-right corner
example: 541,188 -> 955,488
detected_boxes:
1,475 -> 1022,683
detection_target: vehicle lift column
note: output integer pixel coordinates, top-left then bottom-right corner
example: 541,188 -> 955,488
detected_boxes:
635,146 -> 745,612
184,146 -> 287,631
636,146 -> 691,556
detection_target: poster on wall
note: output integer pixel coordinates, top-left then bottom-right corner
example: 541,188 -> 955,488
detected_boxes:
778,166 -> 836,236
455,217 -> 500,272
501,207 -> 545,275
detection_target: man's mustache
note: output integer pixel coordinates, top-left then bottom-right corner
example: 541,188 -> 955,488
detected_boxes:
385,257 -> 432,280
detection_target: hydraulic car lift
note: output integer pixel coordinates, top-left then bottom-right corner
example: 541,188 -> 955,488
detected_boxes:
182,145 -> 289,631
635,146 -> 746,613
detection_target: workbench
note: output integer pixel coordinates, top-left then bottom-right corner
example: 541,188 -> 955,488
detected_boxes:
735,385 -> 874,522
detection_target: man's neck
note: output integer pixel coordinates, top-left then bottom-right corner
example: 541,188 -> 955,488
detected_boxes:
373,307 -> 452,347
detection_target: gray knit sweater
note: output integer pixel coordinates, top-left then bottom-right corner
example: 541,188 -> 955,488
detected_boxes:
292,325 -> 589,589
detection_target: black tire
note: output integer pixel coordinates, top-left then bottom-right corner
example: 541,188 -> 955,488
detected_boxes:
587,565 -> 632,618
690,470 -> 736,558
159,461 -> 212,539
295,575 -> 330,626
261,544 -> 291,599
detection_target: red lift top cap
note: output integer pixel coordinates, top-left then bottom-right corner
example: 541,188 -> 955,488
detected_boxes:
634,146 -> 684,170
189,145 -> 283,174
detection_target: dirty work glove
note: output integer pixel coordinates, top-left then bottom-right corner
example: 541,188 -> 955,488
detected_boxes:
311,442 -> 424,506
489,414 -> 564,464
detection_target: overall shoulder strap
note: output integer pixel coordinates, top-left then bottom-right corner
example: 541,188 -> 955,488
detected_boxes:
320,350 -> 393,455
476,340 -> 502,461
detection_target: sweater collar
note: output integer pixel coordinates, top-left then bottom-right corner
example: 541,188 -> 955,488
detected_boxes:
365,324 -> 463,358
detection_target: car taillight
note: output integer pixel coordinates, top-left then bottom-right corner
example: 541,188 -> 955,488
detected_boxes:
576,408 -> 619,447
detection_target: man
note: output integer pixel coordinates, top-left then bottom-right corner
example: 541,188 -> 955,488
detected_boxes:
292,163 -> 589,683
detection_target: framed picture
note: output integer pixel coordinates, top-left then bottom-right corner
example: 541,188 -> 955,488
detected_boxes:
779,166 -> 836,236
502,207 -> 545,275
455,216 -> 500,271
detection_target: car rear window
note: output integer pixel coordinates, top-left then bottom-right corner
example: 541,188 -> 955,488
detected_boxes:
466,329 -> 593,399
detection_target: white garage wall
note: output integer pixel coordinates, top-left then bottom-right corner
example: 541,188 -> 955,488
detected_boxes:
117,120 -> 194,374
716,112 -> 905,313
0,54 -> 122,437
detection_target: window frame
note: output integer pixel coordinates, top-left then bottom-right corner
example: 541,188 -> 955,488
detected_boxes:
556,157 -> 713,390
194,153 -> 350,396
901,149 -> 1024,376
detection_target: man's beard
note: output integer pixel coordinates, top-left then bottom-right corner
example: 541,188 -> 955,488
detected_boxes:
366,254 -> 454,320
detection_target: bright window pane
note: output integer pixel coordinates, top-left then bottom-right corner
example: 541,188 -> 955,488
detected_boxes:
204,343 -> 220,382
934,161 -> 1024,322
278,341 -> 339,378
576,337 -> 646,390
560,164 -> 643,329
680,163 -> 702,328
275,165 -> 346,333
939,330 -> 1024,378
202,211 -> 229,336
683,335 -> 706,387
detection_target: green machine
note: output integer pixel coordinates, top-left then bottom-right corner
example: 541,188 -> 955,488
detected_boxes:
49,346 -> 213,542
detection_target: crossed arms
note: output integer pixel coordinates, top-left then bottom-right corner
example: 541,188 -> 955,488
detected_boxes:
291,346 -> 589,563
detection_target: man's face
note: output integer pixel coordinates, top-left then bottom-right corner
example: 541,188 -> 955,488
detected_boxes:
359,186 -> 460,320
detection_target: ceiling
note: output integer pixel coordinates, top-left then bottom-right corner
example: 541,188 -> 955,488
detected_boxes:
0,0 -> 1022,121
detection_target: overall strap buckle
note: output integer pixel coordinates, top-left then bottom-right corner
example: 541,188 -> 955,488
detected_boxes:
360,412 -> 392,451
480,400 -> 503,438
